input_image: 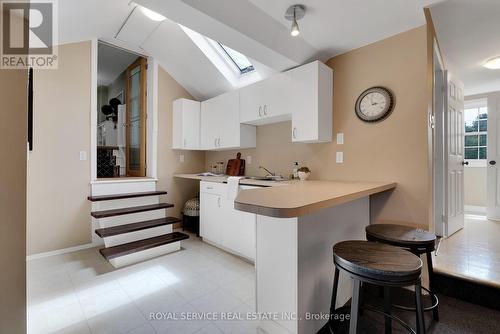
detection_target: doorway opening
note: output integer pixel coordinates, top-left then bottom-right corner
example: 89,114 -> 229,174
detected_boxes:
97,41 -> 148,178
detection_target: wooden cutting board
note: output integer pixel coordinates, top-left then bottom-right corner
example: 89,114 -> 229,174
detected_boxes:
226,152 -> 245,176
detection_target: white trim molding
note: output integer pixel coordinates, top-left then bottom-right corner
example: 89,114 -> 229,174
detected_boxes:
465,205 -> 486,214
27,243 -> 94,261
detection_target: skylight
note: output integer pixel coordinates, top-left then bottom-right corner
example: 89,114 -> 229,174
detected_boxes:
218,43 -> 255,74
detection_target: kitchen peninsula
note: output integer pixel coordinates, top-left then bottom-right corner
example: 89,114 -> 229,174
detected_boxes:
175,174 -> 396,334
234,180 -> 396,334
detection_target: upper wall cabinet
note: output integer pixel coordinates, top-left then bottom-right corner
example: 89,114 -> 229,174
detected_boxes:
201,91 -> 256,150
290,61 -> 333,143
240,72 -> 292,126
172,98 -> 201,150
172,60 -> 332,150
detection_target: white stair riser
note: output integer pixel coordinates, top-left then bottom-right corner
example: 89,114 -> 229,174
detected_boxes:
91,181 -> 156,196
97,209 -> 167,228
109,241 -> 181,268
103,225 -> 173,247
91,196 -> 160,211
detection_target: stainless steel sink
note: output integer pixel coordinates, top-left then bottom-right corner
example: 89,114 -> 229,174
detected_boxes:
244,176 -> 286,181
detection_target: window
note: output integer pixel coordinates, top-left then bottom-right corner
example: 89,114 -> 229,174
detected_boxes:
218,43 -> 255,74
464,102 -> 487,160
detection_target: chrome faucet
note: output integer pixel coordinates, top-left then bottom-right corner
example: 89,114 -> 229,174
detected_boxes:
259,166 -> 275,176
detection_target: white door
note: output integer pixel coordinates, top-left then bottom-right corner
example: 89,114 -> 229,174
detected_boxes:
200,98 -> 219,149
444,71 -> 465,236
200,192 -> 223,244
487,93 -> 500,220
291,62 -> 317,142
217,91 -> 240,149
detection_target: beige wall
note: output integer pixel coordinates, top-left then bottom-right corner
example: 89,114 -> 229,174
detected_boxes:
27,42 -> 205,255
207,26 -> 430,226
464,167 -> 487,207
157,67 -> 206,218
28,41 -> 92,255
0,69 -> 27,333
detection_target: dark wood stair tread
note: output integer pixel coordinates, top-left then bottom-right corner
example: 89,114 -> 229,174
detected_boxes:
95,217 -> 181,238
88,191 -> 168,202
91,203 -> 174,218
99,232 -> 189,260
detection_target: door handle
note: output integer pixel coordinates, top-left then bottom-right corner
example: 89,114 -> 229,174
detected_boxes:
258,106 -> 262,117
490,160 -> 497,166
218,137 -> 221,147
263,104 -> 268,116
293,127 -> 297,139
214,138 -> 217,147
462,161 -> 469,166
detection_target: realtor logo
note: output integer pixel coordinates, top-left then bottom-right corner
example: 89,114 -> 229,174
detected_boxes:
1,0 -> 58,69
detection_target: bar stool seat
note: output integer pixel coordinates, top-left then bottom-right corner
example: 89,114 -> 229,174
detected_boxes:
334,241 -> 422,284
366,224 -> 439,321
365,224 -> 436,252
331,241 -> 426,334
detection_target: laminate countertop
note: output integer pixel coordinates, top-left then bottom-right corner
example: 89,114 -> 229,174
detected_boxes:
234,180 -> 397,218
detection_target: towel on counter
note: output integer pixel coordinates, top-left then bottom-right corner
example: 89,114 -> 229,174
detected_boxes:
227,176 -> 244,200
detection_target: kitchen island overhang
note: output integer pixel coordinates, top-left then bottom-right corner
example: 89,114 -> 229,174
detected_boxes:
234,180 -> 397,334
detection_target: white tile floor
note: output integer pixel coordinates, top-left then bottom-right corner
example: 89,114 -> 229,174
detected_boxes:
27,231 -> 258,334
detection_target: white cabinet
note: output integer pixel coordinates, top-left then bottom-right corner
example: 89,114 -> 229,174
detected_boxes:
172,98 -> 201,150
199,182 -> 226,245
240,72 -> 292,125
201,91 -> 256,150
290,61 -> 333,143
199,181 -> 256,261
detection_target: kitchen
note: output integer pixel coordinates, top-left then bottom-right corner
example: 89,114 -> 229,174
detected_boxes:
172,58 -> 402,333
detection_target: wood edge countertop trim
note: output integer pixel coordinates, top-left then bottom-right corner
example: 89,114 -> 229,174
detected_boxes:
234,182 -> 397,218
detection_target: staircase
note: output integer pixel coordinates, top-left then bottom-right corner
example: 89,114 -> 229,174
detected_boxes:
88,188 -> 188,268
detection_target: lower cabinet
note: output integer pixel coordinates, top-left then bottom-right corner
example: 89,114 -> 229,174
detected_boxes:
199,181 -> 256,261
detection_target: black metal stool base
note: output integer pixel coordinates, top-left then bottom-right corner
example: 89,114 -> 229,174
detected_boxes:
392,286 -> 439,313
327,306 -> 417,334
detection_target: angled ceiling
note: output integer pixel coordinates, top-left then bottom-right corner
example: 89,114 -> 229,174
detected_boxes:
58,0 -> 440,100
430,0 -> 500,96
97,43 -> 138,86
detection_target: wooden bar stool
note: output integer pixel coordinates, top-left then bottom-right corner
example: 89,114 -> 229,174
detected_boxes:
330,240 -> 425,334
366,224 -> 439,321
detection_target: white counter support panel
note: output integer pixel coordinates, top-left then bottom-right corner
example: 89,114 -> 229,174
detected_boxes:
256,197 -> 370,334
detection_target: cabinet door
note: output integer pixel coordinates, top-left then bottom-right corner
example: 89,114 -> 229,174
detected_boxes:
218,91 -> 240,149
240,82 -> 265,124
200,192 -> 222,244
291,62 -> 318,142
182,100 -> 200,149
240,73 -> 291,125
200,97 -> 220,150
264,72 -> 292,119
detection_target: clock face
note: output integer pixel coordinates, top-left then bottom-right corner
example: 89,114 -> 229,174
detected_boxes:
355,87 -> 394,122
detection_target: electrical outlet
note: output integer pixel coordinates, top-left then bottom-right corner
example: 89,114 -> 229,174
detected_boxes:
336,152 -> 343,163
337,133 -> 344,145
79,151 -> 87,161
179,154 -> 185,163
247,156 -> 252,164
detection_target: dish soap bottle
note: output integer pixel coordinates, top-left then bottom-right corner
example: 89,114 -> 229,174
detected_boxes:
292,162 -> 299,180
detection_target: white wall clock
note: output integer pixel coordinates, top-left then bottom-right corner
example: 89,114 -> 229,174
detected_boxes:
355,87 -> 395,122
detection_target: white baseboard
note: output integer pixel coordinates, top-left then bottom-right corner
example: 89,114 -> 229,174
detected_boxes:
465,205 -> 486,214
26,243 -> 94,261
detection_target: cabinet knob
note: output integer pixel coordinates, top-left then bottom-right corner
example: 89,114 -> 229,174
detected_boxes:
490,160 -> 497,166
258,106 -> 262,117
293,127 -> 297,139
263,105 -> 268,116
214,138 -> 217,147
